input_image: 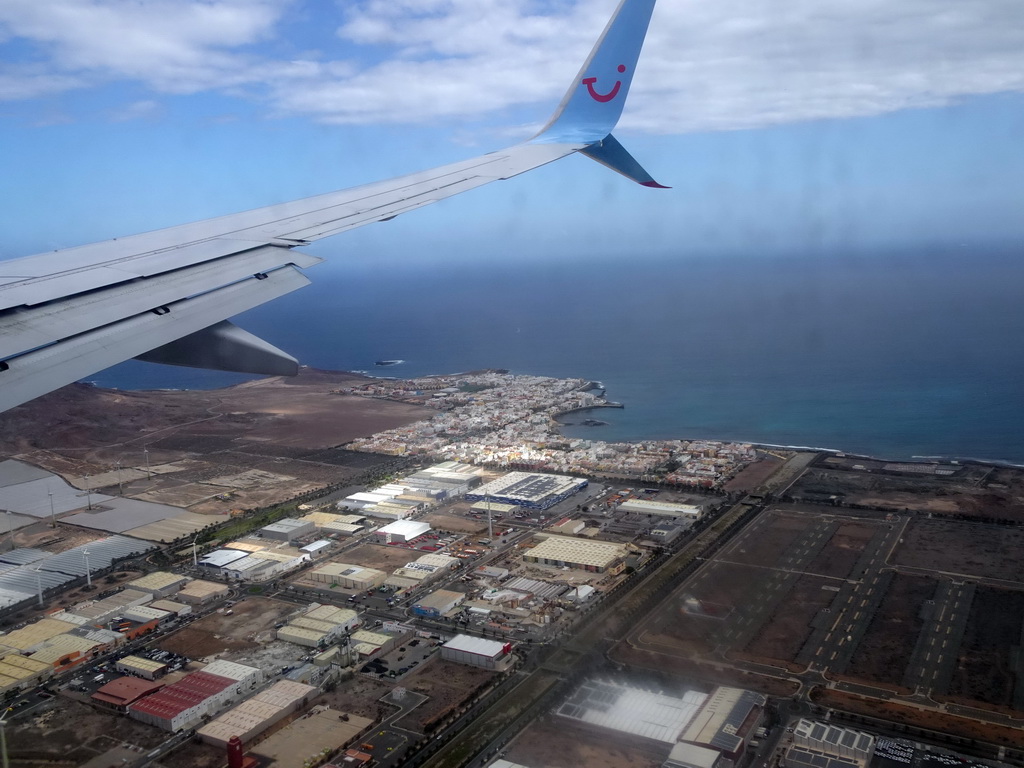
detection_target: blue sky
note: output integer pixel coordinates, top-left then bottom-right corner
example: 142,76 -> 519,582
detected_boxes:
2,0 -> 1023,268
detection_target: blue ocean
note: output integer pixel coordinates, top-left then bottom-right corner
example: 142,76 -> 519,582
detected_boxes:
93,247 -> 1024,465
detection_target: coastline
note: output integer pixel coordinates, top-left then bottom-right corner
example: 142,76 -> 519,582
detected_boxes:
73,368 -> 1024,472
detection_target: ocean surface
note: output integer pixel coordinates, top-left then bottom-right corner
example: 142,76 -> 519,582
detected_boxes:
92,246 -> 1024,464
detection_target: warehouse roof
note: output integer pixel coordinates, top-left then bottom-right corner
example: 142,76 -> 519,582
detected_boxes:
377,520 -> 430,538
415,589 -> 464,611
177,580 -> 228,598
93,677 -> 165,708
203,659 -> 261,683
443,634 -> 508,658
261,518 -> 311,534
303,605 -> 356,625
126,571 -> 188,592
618,499 -> 702,516
199,549 -> 248,568
525,535 -> 627,569
118,656 -> 167,673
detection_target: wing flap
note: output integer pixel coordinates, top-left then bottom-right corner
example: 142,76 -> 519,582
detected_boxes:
0,266 -> 310,413
0,248 -> 322,360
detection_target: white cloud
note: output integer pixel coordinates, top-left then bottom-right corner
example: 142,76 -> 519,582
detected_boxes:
109,99 -> 162,122
0,0 -> 288,94
2,0 -> 1023,134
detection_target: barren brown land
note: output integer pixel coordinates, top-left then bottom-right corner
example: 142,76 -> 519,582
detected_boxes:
506,717 -> 664,768
618,503 -> 1024,722
791,459 -> 1024,521
157,597 -> 298,659
0,369 -> 433,512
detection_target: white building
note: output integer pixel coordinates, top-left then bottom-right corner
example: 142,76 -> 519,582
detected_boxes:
375,520 -> 430,544
441,634 -> 513,670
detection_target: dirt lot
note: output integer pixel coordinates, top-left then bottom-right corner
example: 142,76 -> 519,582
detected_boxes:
844,573 -> 935,687
6,698 -> 166,766
396,659 -> 495,732
791,463 -> 1024,521
805,521 -> 878,579
724,454 -> 785,493
157,597 -> 298,659
343,542 -> 430,572
423,511 -> 489,534
723,510 -> 813,567
891,519 -> 1024,584
742,573 -> 835,665
320,674 -> 395,720
947,586 -> 1024,707
0,369 -> 431,513
506,716 -> 665,768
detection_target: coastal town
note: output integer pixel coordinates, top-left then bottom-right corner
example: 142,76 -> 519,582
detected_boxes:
0,370 -> 1021,768
344,371 -> 757,486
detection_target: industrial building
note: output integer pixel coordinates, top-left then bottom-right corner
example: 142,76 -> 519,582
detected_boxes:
222,549 -> 310,582
0,653 -> 52,695
522,535 -> 628,573
116,655 -> 168,680
783,719 -> 875,768
389,553 -> 459,587
92,677 -> 165,712
374,519 -> 430,544
125,571 -> 190,597
129,670 -> 239,731
302,511 -> 366,536
470,500 -> 519,516
199,549 -> 249,570
618,499 -> 704,519
277,604 -> 359,648
149,599 -> 192,617
679,686 -> 766,761
260,518 -> 316,542
350,627 -> 407,658
203,659 -> 264,692
664,743 -> 727,768
59,587 -> 154,627
176,579 -> 230,604
196,679 -> 317,748
309,562 -> 386,590
440,634 -> 513,670
412,589 -> 465,618
467,471 -> 587,511
556,679 -> 707,746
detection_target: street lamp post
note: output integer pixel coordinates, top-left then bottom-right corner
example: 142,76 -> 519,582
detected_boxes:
0,707 -> 10,768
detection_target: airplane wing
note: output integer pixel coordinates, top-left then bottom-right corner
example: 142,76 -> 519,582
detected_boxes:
0,0 -> 664,414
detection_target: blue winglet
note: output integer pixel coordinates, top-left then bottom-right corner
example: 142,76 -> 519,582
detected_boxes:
581,134 -> 670,188
532,0 -> 658,145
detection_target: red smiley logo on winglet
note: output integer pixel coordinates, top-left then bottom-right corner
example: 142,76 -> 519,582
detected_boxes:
583,64 -> 626,102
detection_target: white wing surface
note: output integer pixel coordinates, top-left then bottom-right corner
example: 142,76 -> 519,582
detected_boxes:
0,0 -> 663,413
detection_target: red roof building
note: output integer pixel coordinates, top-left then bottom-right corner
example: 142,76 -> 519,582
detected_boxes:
129,671 -> 237,731
92,677 -> 165,712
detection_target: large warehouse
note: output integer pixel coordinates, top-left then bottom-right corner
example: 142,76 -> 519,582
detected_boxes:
466,472 -> 587,511
309,563 -> 386,591
441,634 -> 513,670
374,520 -> 430,544
522,535 -> 628,573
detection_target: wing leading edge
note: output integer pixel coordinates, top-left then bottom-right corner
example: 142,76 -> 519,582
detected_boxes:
0,0 -> 664,414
